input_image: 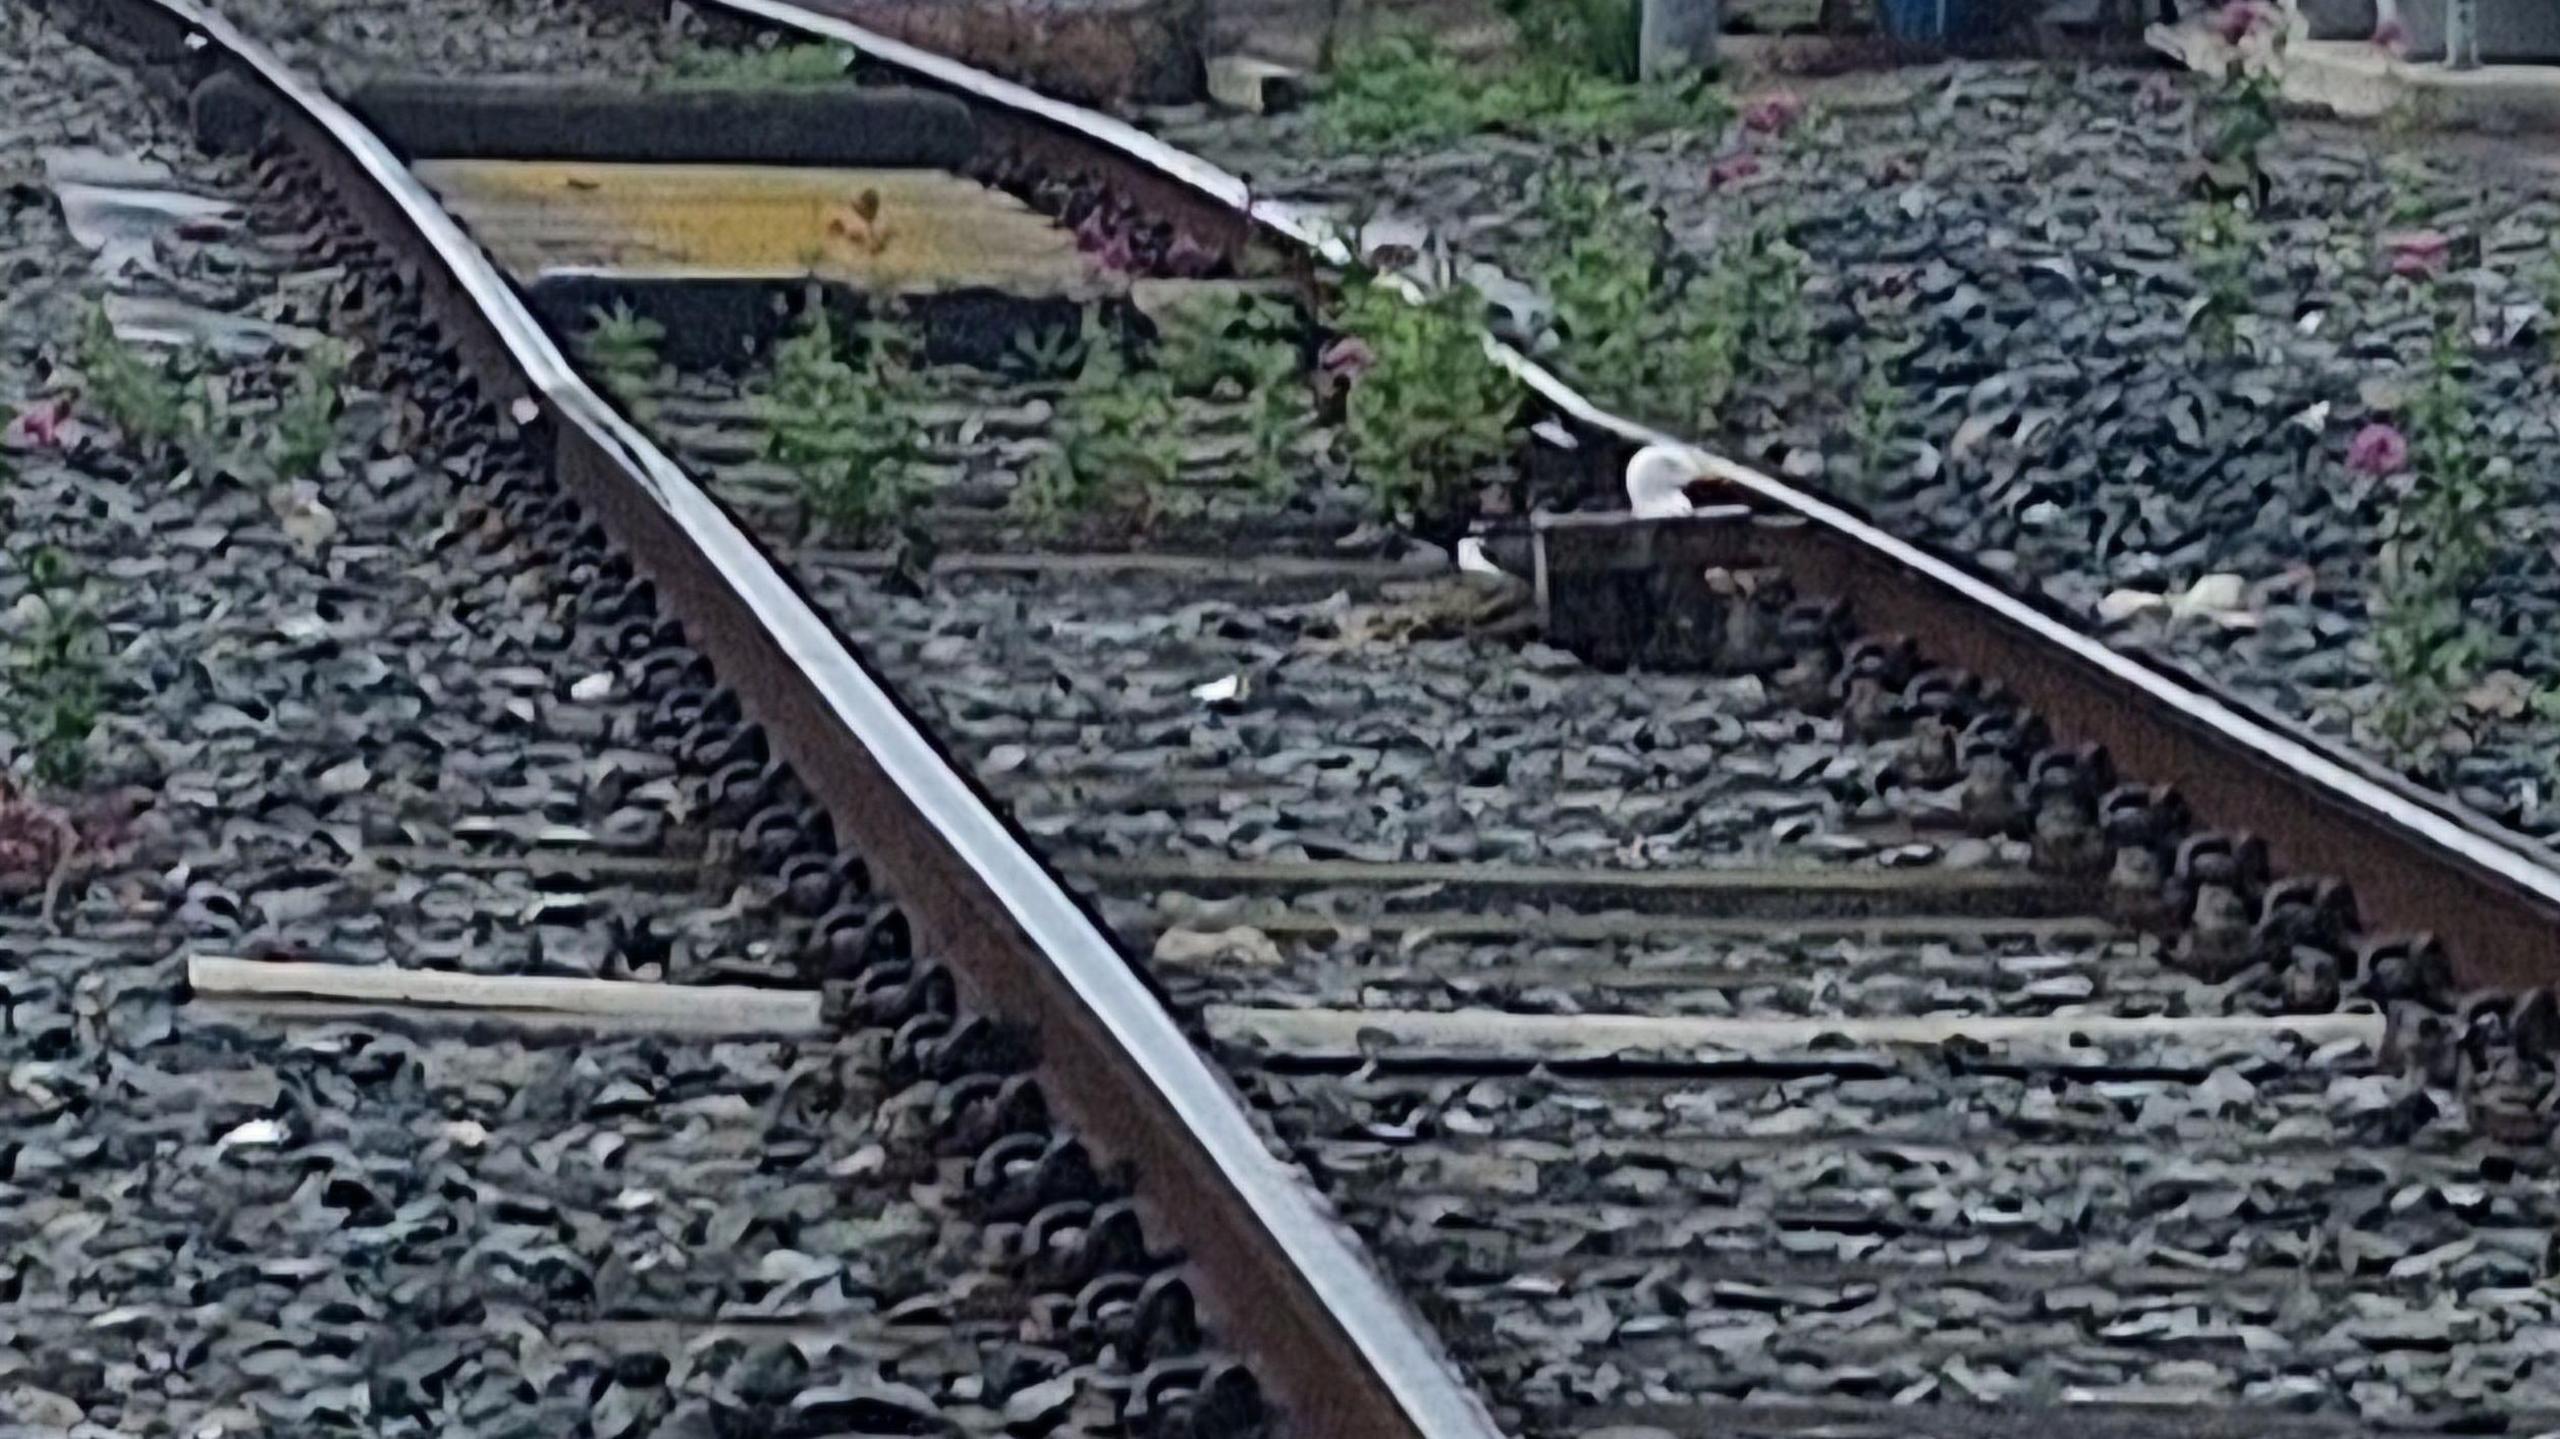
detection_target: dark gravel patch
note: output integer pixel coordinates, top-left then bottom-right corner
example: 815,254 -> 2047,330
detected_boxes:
0,20 -> 829,987
1236,1034 -> 2560,1434
200,0 -> 688,86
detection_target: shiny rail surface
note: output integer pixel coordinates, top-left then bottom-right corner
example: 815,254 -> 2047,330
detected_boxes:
61,1 -> 1503,1434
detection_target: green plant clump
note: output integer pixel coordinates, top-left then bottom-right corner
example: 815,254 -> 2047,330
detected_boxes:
2190,5 -> 2296,205
1494,0 -> 1640,80
4,546 -> 104,791
1014,311 -> 1185,533
75,304 -> 187,448
1533,174 -> 1806,434
1337,277 -> 1518,527
2371,320 -> 2523,760
76,304 -> 246,477
2185,196 -> 2257,355
269,343 -> 344,481
1848,341 -> 1906,497
1314,31 -> 1727,152
1153,291 -> 1312,503
763,306 -> 928,539
584,303 -> 667,421
671,42 -> 858,86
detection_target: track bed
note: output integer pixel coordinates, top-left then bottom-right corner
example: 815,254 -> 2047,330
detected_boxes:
16,1 -> 2560,1435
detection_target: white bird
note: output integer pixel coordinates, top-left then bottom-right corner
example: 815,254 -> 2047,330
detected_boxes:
1456,536 -> 1503,577
1625,443 -> 1707,518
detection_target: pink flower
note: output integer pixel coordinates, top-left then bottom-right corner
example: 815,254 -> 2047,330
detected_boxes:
2210,1 -> 2271,43
1318,336 -> 1375,382
0,781 -> 69,879
1162,231 -> 1221,279
2346,422 -> 2409,476
1709,152 -> 1763,188
2382,229 -> 2451,278
5,398 -> 73,450
2372,19 -> 2409,54
1742,91 -> 1804,136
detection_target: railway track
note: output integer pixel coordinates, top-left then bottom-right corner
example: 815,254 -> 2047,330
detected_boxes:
2,6 -> 1280,1437
11,1 -> 2560,1436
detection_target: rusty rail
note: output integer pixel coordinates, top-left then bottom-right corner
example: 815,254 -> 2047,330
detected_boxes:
53,2 -> 1503,1434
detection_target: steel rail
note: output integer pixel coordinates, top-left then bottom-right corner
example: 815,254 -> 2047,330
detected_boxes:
65,2 -> 1504,1435
708,0 -> 2560,985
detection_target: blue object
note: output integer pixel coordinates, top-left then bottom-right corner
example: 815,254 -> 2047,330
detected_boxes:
1877,0 -> 1988,41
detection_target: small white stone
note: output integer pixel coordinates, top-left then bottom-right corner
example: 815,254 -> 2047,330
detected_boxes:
216,1118 -> 286,1152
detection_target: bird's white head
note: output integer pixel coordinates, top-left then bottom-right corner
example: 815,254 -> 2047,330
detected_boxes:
1625,444 -> 1703,519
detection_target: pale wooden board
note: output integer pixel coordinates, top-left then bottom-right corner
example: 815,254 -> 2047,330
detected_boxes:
188,955 -> 822,1034
1204,1004 -> 2388,1063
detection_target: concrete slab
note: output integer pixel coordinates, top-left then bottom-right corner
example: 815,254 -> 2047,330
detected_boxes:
1205,54 -> 1308,113
417,160 -> 1110,296
2286,40 -> 2560,125
352,79 -> 978,167
2153,25 -> 2560,127
2388,0 -> 2560,64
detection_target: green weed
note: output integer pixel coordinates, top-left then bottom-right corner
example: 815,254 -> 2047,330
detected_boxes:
1010,316 -> 1091,379
4,545 -> 103,791
2372,93 -> 2444,226
2371,318 -> 2523,761
268,343 -> 343,481
1154,290 -> 1297,394
2185,196 -> 2256,355
2191,7 -> 2293,205
1494,0 -> 1640,81
1336,275 -> 1518,528
1013,310 -> 1185,533
584,303 -> 667,421
763,305 -> 928,540
1313,35 -> 1480,150
1532,173 -> 1805,433
71,305 -> 251,481
1153,291 -> 1312,503
1849,345 -> 1905,497
671,42 -> 857,86
74,304 -> 186,449
1314,31 -> 1728,152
